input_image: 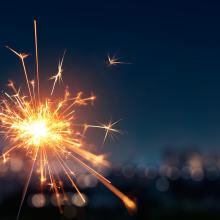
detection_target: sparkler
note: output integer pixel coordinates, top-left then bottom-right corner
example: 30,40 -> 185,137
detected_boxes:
0,20 -> 136,218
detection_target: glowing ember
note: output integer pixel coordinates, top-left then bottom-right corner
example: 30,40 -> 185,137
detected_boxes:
0,20 -> 136,218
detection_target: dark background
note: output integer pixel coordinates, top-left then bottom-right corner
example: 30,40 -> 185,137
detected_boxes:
1,1 -> 220,219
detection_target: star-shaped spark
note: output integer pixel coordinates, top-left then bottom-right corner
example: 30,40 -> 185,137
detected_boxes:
50,50 -> 66,95
107,53 -> 130,66
84,120 -> 121,144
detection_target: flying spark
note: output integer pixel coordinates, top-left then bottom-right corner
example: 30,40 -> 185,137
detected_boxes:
107,53 -> 130,66
0,20 -> 136,218
50,50 -> 66,95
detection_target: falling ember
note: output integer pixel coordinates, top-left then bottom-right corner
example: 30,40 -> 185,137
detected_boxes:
0,20 -> 136,218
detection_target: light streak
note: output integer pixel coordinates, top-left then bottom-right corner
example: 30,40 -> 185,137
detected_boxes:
34,19 -> 40,102
0,20 -> 136,218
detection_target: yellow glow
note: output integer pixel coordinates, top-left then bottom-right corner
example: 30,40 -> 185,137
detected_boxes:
9,102 -> 70,148
20,120 -> 48,146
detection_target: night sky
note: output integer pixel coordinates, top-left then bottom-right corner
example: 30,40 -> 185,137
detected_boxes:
1,1 -> 220,163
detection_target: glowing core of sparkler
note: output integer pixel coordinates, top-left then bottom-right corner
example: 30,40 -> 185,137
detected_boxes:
22,120 -> 48,146
9,101 -> 71,148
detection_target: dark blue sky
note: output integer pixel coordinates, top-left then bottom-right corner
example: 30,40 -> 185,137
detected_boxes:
1,1 -> 220,163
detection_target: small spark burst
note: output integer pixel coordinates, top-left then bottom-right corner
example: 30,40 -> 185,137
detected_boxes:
107,53 -> 130,66
0,20 -> 136,218
50,50 -> 66,95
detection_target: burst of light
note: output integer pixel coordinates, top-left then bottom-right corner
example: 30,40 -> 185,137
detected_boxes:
0,20 -> 136,218
107,53 -> 130,66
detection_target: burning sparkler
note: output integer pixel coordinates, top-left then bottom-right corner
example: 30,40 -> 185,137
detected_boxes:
0,20 -> 136,218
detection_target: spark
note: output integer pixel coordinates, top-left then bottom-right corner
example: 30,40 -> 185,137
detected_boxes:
50,50 -> 66,95
0,20 -> 136,218
107,53 -> 130,66
85,120 -> 121,144
34,19 -> 40,102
